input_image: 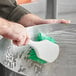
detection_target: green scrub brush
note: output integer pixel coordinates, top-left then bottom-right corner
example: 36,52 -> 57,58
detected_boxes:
27,32 -> 58,64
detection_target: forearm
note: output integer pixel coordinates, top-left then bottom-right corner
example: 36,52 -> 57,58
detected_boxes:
0,17 -> 10,35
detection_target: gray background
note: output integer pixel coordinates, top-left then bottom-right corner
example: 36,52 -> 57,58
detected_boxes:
58,0 -> 76,24
22,0 -> 76,24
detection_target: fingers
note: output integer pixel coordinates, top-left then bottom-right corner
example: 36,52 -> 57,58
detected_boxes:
58,19 -> 71,24
13,40 -> 20,46
13,33 -> 30,46
23,36 -> 30,45
13,37 -> 29,46
37,19 -> 71,24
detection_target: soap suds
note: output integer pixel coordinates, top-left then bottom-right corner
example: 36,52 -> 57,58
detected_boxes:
3,45 -> 43,76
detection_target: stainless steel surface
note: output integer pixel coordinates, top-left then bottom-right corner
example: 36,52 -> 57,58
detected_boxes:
0,24 -> 76,76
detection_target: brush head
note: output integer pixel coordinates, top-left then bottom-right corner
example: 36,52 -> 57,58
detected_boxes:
27,33 -> 59,64
28,48 -> 47,64
35,33 -> 56,43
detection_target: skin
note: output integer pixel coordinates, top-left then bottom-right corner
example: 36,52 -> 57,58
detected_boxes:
0,18 -> 29,46
18,14 -> 71,27
0,14 -> 71,46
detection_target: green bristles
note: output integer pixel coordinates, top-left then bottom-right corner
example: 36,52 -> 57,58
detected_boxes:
28,48 -> 47,64
35,33 -> 56,43
27,32 -> 56,64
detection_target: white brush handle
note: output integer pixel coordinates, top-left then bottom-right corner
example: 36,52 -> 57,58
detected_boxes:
28,40 -> 59,63
28,40 -> 42,51
28,40 -> 37,47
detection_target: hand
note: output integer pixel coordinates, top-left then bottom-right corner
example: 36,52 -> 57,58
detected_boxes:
0,18 -> 29,46
18,14 -> 71,27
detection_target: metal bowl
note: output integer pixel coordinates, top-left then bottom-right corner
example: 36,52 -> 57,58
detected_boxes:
0,24 -> 76,76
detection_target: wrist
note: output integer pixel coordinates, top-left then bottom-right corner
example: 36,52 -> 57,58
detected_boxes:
0,18 -> 10,36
